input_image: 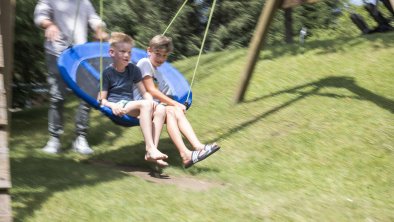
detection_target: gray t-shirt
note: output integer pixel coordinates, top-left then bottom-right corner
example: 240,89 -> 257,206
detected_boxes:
34,0 -> 105,56
133,58 -> 173,100
102,63 -> 142,103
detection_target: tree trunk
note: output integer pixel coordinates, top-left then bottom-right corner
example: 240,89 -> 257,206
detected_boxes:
284,7 -> 293,44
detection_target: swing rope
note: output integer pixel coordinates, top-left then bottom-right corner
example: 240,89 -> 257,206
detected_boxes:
162,0 -> 189,35
70,0 -> 105,104
94,0 -> 217,106
185,0 -> 217,103
99,0 -> 104,103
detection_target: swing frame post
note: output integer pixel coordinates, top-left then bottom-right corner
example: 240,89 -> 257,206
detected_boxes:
234,0 -> 318,103
234,0 -> 284,103
0,0 -> 15,221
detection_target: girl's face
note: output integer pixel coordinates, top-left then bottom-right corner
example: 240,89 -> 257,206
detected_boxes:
148,47 -> 169,68
110,42 -> 132,70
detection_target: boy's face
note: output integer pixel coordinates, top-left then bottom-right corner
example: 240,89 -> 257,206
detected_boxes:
109,42 -> 132,68
148,47 -> 170,68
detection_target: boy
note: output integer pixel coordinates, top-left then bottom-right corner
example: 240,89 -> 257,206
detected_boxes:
100,32 -> 168,165
134,35 -> 220,168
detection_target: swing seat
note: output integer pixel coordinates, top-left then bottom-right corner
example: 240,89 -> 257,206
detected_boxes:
58,42 -> 192,127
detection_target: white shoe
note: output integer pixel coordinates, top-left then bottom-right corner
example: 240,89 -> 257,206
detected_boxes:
72,135 -> 93,155
42,136 -> 61,154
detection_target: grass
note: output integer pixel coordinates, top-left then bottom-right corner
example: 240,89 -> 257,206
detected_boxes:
10,32 -> 394,221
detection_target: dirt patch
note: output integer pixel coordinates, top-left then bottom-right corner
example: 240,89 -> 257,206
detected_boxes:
88,160 -> 225,192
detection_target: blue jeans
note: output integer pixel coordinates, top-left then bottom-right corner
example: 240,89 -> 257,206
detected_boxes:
45,53 -> 90,137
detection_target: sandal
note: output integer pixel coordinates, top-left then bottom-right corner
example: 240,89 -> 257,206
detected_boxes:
203,143 -> 220,152
184,145 -> 220,168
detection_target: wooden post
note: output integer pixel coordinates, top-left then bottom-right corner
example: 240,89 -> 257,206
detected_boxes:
282,0 -> 318,9
0,0 -> 15,221
234,0 -> 284,103
1,0 -> 15,121
234,0 -> 319,103
390,0 -> 394,11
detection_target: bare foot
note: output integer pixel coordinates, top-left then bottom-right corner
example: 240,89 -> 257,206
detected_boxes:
145,149 -> 168,161
154,159 -> 169,167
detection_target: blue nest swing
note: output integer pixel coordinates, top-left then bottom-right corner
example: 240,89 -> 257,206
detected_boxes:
57,42 -> 192,127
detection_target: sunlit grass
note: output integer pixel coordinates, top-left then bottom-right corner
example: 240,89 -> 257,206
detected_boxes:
10,32 -> 394,221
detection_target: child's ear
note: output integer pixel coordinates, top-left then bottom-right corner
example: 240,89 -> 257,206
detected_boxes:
147,47 -> 152,56
109,48 -> 115,56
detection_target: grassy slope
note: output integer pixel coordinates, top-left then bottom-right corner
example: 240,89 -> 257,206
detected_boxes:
10,32 -> 394,221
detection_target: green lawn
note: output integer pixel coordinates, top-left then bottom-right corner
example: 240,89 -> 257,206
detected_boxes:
10,32 -> 394,221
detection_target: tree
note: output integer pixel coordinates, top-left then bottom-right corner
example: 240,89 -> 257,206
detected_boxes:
100,0 -> 203,60
284,7 -> 294,43
12,0 -> 346,107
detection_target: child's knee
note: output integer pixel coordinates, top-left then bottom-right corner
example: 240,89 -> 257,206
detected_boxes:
154,104 -> 166,118
141,100 -> 154,111
174,106 -> 184,114
166,106 -> 176,117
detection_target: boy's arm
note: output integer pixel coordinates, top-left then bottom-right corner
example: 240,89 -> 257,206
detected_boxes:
136,82 -> 153,100
98,91 -> 112,108
142,76 -> 186,111
98,91 -> 124,116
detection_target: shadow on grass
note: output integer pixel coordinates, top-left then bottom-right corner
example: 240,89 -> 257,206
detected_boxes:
11,156 -> 127,222
88,137 -> 220,173
10,95 -> 125,148
215,76 -> 394,142
11,133 -> 219,221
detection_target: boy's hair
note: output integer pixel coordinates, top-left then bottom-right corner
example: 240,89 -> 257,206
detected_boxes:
149,35 -> 173,53
109,32 -> 134,47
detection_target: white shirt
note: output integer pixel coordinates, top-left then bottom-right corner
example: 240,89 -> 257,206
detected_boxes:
133,58 -> 173,101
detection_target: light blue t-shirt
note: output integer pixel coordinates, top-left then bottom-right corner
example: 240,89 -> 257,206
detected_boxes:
133,58 -> 173,100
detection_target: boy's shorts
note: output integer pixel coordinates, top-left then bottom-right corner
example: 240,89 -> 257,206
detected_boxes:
117,99 -> 166,108
117,100 -> 132,108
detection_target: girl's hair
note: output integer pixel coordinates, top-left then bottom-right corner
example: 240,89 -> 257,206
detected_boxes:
109,32 -> 134,47
149,35 -> 173,53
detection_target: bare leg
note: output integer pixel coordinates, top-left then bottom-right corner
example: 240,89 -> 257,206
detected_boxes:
152,104 -> 168,167
167,106 -> 220,165
166,106 -> 192,163
152,104 -> 166,146
125,100 -> 167,160
169,106 -> 205,150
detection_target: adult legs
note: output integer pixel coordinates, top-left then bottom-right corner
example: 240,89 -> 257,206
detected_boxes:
41,53 -> 67,153
75,101 -> 91,137
72,100 -> 94,154
46,53 -> 67,137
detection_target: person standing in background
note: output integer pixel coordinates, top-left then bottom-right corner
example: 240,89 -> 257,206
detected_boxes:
34,0 -> 108,154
